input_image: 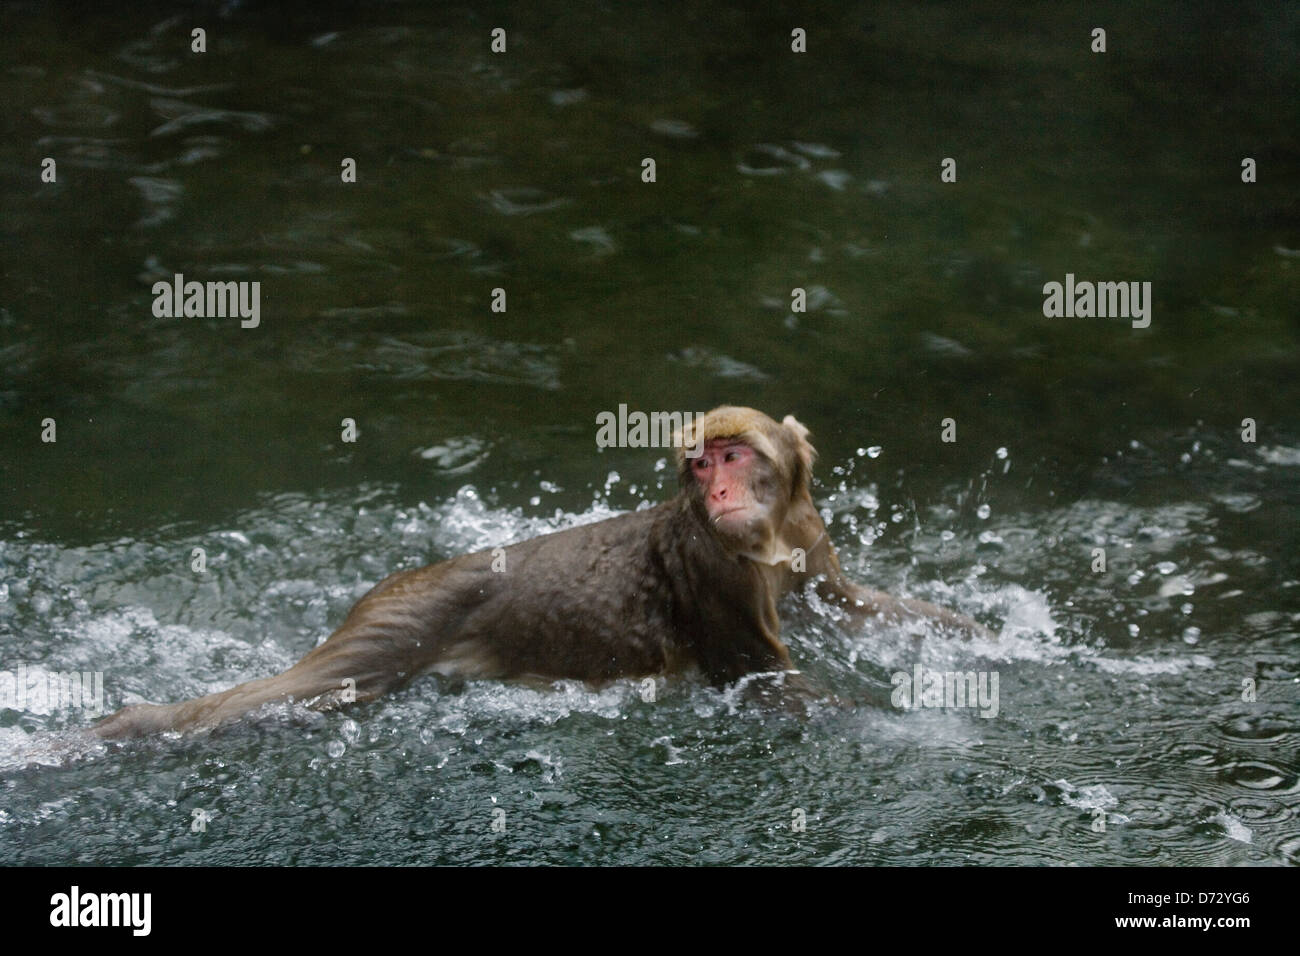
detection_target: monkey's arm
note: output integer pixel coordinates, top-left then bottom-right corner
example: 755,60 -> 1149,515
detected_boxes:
806,538 -> 995,640
818,575 -> 994,640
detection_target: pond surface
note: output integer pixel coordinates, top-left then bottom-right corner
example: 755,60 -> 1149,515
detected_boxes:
1,1 -> 1297,865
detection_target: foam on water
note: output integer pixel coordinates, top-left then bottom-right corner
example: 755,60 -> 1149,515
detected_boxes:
0,478 -> 1196,768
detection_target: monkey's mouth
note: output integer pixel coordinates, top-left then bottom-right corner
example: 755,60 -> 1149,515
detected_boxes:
711,507 -> 761,540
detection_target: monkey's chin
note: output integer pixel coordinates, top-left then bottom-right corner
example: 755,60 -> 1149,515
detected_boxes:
711,510 -> 770,555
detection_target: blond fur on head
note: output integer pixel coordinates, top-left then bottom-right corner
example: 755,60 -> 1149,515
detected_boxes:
675,406 -> 816,493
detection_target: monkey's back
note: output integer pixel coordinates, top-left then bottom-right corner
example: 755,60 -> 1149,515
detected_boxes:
335,505 -> 687,683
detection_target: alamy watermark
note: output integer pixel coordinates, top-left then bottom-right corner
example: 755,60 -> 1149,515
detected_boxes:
0,663 -> 104,715
151,272 -> 260,328
891,664 -> 999,718
49,886 -> 151,936
1042,273 -> 1150,328
595,404 -> 705,457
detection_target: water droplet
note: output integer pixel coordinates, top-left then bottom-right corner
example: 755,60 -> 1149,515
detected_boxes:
549,88 -> 588,106
650,118 -> 698,139
327,740 -> 345,759
867,446 -> 882,458
1182,627 -> 1201,645
976,504 -> 991,519
816,170 -> 852,191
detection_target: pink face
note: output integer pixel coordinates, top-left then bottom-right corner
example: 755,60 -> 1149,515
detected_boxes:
691,439 -> 760,527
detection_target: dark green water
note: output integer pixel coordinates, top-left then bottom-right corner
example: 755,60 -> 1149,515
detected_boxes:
1,1 -> 1297,865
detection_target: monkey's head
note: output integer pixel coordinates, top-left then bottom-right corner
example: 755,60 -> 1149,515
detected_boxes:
675,406 -> 816,562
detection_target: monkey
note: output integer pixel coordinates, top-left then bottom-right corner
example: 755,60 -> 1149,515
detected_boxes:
93,407 -> 992,739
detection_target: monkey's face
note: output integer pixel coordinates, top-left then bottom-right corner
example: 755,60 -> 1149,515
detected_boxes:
689,438 -> 785,556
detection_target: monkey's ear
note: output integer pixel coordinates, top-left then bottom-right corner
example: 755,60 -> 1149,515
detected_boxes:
782,415 -> 816,477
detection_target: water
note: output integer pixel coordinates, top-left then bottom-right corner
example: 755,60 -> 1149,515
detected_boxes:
1,1 -> 1297,865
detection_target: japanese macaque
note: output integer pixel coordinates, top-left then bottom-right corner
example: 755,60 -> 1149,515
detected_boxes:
94,407 -> 991,739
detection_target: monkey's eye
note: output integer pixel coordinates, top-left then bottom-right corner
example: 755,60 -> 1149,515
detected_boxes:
694,458 -> 709,470
724,450 -> 741,462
